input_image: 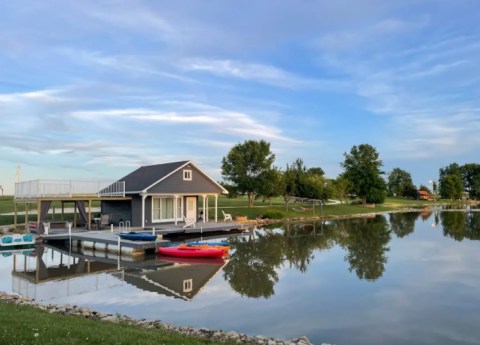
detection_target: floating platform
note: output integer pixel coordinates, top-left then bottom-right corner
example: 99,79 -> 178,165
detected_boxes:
41,222 -> 247,256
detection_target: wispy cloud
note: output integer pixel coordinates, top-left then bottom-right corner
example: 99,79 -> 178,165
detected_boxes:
179,58 -> 346,91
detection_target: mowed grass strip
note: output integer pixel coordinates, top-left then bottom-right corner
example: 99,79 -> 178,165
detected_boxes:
0,301 -> 237,345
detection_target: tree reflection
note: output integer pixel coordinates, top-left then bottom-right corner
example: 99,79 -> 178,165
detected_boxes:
389,212 -> 420,238
441,212 -> 480,241
224,222 -> 335,298
339,216 -> 391,281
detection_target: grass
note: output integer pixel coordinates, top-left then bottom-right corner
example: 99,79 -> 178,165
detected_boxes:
1,195 -> 473,227
0,301 -> 237,345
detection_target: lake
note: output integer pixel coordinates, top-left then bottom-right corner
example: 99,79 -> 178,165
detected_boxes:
1,209 -> 480,345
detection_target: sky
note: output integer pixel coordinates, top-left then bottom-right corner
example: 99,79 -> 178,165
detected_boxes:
1,0 -> 479,195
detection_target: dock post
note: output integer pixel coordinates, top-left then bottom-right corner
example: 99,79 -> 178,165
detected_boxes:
117,235 -> 121,270
68,222 -> 72,249
152,227 -> 155,235
111,224 -> 114,233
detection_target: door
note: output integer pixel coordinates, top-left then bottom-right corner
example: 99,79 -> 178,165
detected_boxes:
185,197 -> 197,220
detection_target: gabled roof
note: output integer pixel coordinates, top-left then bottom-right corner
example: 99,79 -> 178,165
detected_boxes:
118,160 -> 227,194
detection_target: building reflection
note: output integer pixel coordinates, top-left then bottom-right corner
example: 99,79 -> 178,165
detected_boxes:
7,244 -> 227,302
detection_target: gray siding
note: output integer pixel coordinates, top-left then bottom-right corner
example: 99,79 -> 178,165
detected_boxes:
147,164 -> 223,194
131,195 -> 143,227
101,200 -> 132,226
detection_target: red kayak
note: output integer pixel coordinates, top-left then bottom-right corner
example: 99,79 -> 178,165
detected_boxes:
157,246 -> 225,258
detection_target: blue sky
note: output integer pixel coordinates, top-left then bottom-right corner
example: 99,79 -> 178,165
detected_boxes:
1,1 -> 479,194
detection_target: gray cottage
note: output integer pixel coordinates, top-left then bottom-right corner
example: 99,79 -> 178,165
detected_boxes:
101,161 -> 228,228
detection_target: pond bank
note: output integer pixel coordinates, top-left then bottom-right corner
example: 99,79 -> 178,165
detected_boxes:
0,292 -> 319,345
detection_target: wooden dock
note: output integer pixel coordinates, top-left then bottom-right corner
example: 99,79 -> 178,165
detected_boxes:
41,222 -> 248,256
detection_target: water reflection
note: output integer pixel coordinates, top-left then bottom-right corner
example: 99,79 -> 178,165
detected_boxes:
338,216 -> 391,281
3,210 -> 480,303
5,244 -> 228,303
389,212 -> 420,238
441,211 -> 480,241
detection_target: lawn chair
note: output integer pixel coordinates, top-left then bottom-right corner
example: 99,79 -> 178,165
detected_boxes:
100,214 -> 110,229
183,216 -> 196,229
222,210 -> 233,222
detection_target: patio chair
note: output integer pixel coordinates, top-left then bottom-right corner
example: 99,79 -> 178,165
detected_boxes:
100,214 -> 110,229
183,216 -> 196,229
222,210 -> 233,222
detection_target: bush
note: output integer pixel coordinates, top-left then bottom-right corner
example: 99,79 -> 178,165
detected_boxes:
262,211 -> 284,219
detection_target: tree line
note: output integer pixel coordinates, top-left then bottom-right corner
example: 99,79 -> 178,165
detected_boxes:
221,140 -> 480,205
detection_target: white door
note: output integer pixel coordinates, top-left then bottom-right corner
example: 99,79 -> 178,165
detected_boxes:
185,197 -> 196,220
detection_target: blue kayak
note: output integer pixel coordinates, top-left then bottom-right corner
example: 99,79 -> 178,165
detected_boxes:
119,232 -> 157,241
187,241 -> 228,247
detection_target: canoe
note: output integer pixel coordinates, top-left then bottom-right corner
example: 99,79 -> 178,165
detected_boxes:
158,246 -> 225,258
0,234 -> 35,247
119,232 -> 157,241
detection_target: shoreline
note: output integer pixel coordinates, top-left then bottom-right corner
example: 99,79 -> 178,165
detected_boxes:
0,292 -> 317,345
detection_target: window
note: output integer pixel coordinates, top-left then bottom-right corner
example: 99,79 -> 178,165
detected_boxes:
183,279 -> 193,293
183,169 -> 192,181
152,197 -> 182,222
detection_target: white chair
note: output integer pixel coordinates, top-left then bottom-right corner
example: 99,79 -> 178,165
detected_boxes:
183,217 -> 196,229
222,210 -> 233,222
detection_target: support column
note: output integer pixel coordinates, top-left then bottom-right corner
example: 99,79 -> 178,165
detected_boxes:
61,202 -> 64,221
174,195 -> 179,225
215,195 -> 218,223
36,200 -> 41,227
73,202 -> 77,229
88,199 -> 92,230
14,203 -> 17,230
25,203 -> 29,231
202,195 -> 206,223
141,194 -> 147,229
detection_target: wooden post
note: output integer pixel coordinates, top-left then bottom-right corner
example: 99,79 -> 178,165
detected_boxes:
61,202 -> 64,221
73,202 -> 77,229
88,199 -> 92,230
36,200 -> 41,227
25,203 -> 29,231
14,203 -> 18,230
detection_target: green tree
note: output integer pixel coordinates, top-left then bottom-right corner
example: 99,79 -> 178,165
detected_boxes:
460,163 -> 480,199
221,140 -> 275,207
439,174 -> 463,199
259,167 -> 283,205
387,168 -> 416,198
439,163 -> 464,199
332,175 -> 351,204
341,144 -> 387,204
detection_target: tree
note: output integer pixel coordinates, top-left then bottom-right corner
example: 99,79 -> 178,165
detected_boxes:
419,184 -> 432,194
332,175 -> 351,204
259,167 -> 283,205
341,144 -> 387,204
387,168 -> 416,198
221,140 -> 275,207
460,163 -> 480,199
439,174 -> 463,200
439,163 -> 464,199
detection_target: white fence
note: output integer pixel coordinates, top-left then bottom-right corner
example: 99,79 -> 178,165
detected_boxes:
14,180 -> 125,199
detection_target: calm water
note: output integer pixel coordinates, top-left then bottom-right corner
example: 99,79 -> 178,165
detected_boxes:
1,209 -> 480,345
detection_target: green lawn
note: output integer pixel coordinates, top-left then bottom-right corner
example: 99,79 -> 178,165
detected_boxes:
0,301 -> 237,345
1,195 -> 472,227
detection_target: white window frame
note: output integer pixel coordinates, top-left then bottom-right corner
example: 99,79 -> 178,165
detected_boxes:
152,197 -> 183,223
183,279 -> 193,293
183,169 -> 192,181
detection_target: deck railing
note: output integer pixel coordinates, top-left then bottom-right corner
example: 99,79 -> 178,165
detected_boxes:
14,180 -> 125,199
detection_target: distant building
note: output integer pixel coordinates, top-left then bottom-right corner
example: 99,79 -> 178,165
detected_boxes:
417,190 -> 433,201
